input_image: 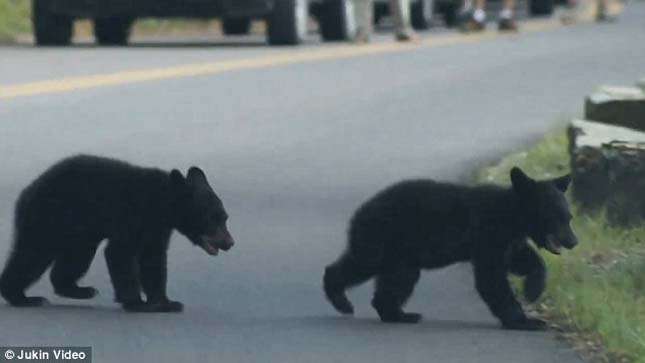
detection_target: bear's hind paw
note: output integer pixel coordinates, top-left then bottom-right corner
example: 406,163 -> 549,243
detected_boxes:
55,286 -> 98,300
123,300 -> 184,313
11,296 -> 49,307
326,293 -> 354,315
380,312 -> 423,324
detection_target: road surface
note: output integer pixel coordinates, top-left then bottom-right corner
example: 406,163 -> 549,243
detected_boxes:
1,4 -> 644,362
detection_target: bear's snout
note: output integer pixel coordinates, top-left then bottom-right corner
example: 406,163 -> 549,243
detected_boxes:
199,226 -> 234,256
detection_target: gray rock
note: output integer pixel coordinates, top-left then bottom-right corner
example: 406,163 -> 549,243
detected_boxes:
568,119 -> 645,225
585,86 -> 645,131
638,78 -> 645,92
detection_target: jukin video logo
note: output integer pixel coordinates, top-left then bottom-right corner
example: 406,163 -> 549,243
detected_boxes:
3,348 -> 88,361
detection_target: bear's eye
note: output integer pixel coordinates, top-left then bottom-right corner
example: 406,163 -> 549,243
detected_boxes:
204,212 -> 215,222
545,213 -> 570,231
206,211 -> 226,224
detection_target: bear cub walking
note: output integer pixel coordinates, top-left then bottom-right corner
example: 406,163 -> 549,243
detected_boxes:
0,155 -> 234,312
324,167 -> 577,330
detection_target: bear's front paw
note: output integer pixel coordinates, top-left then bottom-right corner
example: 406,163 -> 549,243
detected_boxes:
122,301 -> 155,313
123,300 -> 184,313
523,271 -> 546,303
158,300 -> 184,313
503,317 -> 547,331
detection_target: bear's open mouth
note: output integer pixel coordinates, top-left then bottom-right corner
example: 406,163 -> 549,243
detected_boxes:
199,231 -> 233,256
199,240 -> 220,256
544,234 -> 562,255
199,234 -> 224,256
197,226 -> 234,256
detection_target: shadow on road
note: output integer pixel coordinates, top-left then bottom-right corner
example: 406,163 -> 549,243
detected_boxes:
0,301 -> 499,332
2,40 -> 271,50
126,40 -> 270,48
237,315 -> 501,333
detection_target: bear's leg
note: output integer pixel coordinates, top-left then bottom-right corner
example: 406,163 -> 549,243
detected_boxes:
473,258 -> 546,331
0,240 -> 54,307
372,266 -> 421,323
509,243 -> 546,303
50,241 -> 100,299
104,241 -> 146,311
324,252 -> 376,315
139,236 -> 183,313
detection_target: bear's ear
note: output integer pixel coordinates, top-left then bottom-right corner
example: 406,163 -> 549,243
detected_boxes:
187,166 -> 208,185
552,174 -> 571,193
169,169 -> 186,189
510,167 -> 535,195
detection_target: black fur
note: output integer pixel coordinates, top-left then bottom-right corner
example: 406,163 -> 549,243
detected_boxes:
324,167 -> 576,330
0,155 -> 234,312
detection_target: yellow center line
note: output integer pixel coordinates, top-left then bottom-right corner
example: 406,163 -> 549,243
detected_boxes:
0,11 -> 603,100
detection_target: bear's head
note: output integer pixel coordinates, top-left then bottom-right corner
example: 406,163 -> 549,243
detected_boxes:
510,167 -> 577,255
170,167 -> 234,256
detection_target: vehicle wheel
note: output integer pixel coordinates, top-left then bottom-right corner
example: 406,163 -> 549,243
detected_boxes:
529,0 -> 554,15
267,0 -> 308,45
411,0 -> 434,30
94,17 -> 133,46
439,2 -> 459,27
32,0 -> 73,46
222,18 -> 252,35
374,3 -> 389,25
319,0 -> 356,41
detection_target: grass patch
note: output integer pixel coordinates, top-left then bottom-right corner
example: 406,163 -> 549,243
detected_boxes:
478,132 -> 645,363
0,0 -> 31,42
134,18 -> 222,35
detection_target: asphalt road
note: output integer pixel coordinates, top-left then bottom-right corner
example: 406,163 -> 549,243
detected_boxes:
1,4 -> 644,362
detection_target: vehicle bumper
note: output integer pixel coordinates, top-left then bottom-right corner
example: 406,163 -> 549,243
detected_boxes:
49,0 -> 273,18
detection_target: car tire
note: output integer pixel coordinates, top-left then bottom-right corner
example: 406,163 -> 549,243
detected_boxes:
373,3 -> 388,25
222,18 -> 252,35
32,0 -> 73,46
319,0 -> 356,41
529,0 -> 554,15
94,17 -> 133,46
439,2 -> 459,27
411,0 -> 434,30
267,0 -> 308,45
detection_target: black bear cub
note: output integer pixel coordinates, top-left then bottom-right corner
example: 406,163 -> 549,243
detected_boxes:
324,167 -> 577,330
0,155 -> 234,312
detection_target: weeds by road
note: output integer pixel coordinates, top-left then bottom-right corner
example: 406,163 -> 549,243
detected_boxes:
0,0 -> 30,42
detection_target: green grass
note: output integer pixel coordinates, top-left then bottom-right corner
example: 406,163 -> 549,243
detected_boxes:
478,132 -> 645,363
0,0 -> 31,42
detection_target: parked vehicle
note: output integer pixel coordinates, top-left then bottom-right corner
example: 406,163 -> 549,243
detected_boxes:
373,0 -> 434,30
374,0 -> 554,29
31,0 -> 356,46
529,0 -> 555,15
